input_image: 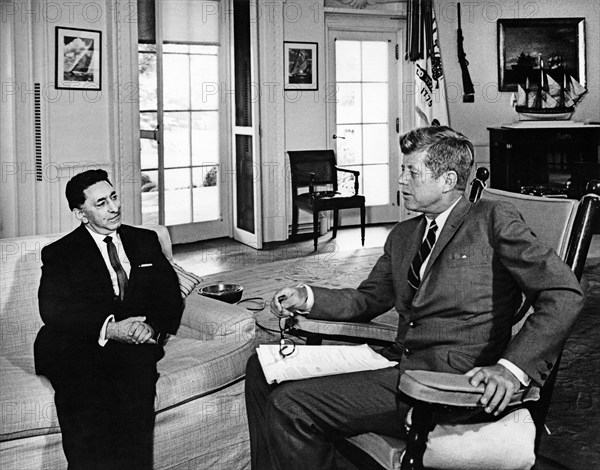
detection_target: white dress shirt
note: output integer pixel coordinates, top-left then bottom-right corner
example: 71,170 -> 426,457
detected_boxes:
85,226 -> 131,346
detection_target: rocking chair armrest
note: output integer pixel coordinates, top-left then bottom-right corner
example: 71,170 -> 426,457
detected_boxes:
398,370 -> 540,407
287,316 -> 396,347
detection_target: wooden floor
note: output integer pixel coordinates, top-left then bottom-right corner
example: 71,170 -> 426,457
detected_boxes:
172,226 -> 600,470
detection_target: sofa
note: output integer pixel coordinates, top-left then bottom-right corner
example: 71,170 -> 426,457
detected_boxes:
0,226 -> 256,469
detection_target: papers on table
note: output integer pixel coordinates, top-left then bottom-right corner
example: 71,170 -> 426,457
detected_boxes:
256,343 -> 398,384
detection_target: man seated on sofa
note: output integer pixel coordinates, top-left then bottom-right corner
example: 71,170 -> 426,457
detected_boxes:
245,126 -> 584,470
35,169 -> 183,470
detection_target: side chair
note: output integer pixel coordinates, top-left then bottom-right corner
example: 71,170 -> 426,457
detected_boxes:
287,150 -> 366,251
287,179 -> 600,470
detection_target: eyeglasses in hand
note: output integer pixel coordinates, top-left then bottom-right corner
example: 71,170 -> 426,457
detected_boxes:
279,317 -> 296,358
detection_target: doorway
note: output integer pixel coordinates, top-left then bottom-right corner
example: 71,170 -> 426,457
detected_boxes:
327,16 -> 404,225
137,0 -> 230,244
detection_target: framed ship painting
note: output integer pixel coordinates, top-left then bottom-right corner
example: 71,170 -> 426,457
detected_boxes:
497,18 -> 585,92
55,27 -> 102,90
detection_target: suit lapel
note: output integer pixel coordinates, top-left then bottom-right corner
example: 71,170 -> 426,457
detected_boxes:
74,224 -> 114,294
117,225 -> 138,266
422,197 -> 472,281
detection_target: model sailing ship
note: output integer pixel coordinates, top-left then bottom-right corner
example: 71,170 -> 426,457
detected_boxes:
513,55 -> 587,120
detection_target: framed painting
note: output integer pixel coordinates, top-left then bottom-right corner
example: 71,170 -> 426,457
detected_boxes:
55,27 -> 102,90
284,41 -> 318,91
497,18 -> 585,92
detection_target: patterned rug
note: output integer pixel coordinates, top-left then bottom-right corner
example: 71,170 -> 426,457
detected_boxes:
194,248 -> 600,469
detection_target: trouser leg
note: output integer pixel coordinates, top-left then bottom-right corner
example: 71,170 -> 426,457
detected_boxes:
46,354 -> 116,470
46,342 -> 159,470
106,343 -> 158,470
245,353 -> 408,470
246,353 -> 281,470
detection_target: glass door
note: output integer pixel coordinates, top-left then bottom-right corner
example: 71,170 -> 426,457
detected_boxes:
328,29 -> 401,224
137,0 -> 230,244
231,0 -> 262,248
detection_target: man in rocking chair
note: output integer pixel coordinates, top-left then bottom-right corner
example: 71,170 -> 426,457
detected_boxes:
245,126 -> 583,470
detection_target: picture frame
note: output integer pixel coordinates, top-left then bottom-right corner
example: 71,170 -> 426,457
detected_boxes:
284,41 -> 318,91
55,27 -> 102,90
497,18 -> 585,92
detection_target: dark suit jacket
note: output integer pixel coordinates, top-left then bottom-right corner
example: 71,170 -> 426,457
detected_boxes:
308,196 -> 584,386
35,224 -> 183,375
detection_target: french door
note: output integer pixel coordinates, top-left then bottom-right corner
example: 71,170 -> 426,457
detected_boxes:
137,0 -> 230,244
327,24 -> 403,224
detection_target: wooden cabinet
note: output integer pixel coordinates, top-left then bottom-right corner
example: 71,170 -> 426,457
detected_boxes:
488,125 -> 600,194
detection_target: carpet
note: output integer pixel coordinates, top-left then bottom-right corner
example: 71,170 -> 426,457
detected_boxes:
192,248 -> 600,468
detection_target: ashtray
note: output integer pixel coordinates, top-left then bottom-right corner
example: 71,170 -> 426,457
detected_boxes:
198,283 -> 243,304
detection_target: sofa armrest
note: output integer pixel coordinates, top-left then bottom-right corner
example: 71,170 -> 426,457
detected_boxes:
177,292 -> 256,342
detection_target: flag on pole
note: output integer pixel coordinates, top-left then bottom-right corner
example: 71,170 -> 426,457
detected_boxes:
406,0 -> 449,127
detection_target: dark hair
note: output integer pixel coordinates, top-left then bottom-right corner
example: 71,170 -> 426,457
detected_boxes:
399,126 -> 475,190
65,169 -> 112,210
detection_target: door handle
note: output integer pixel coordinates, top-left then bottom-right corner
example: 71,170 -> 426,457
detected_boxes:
332,134 -> 345,139
397,190 -> 400,206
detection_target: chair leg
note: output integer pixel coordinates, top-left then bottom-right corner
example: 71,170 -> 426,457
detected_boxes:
291,206 -> 299,238
332,210 -> 339,239
401,403 -> 434,470
313,211 -> 319,251
360,204 -> 366,246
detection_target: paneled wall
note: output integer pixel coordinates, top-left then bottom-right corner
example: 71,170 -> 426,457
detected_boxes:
0,0 -> 138,237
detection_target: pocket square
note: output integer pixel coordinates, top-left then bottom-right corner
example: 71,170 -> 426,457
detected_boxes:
138,263 -> 153,268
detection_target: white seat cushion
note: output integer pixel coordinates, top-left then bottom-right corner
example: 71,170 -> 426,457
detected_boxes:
347,408 -> 536,470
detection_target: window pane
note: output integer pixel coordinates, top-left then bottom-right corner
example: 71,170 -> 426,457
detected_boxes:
193,166 -> 220,222
190,45 -> 219,54
362,164 -> 389,206
191,111 -> 219,166
336,41 -> 361,82
191,54 -> 219,110
165,168 -> 192,225
363,124 -> 389,165
138,52 -> 157,111
336,83 -> 361,124
163,43 -> 189,54
234,0 -> 252,126
163,54 -> 190,110
140,111 -> 157,132
363,83 -> 387,123
362,42 -> 388,82
236,135 -> 254,233
140,138 -> 158,169
141,170 -> 159,225
337,167 -> 358,196
336,125 -> 362,166
163,112 -> 191,168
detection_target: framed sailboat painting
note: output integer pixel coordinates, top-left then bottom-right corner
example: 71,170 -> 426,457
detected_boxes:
497,18 -> 585,92
284,42 -> 318,91
55,27 -> 102,91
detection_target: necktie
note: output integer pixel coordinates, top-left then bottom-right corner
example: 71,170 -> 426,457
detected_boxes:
104,236 -> 128,301
407,220 -> 438,295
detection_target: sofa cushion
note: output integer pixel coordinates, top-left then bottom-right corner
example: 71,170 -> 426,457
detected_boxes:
171,262 -> 203,298
1,235 -> 60,358
156,334 -> 255,412
0,356 -> 60,440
